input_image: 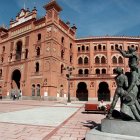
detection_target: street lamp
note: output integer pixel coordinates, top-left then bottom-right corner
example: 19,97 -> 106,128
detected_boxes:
63,66 -> 75,105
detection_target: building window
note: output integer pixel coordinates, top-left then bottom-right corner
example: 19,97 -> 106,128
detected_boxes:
115,44 -> 118,49
0,69 -> 2,77
94,46 -> 97,50
70,43 -> 72,49
112,56 -> 117,63
16,41 -> 22,60
96,69 -> 100,74
118,56 -> 123,63
36,62 -> 39,72
98,44 -> 101,50
78,47 -> 80,51
84,69 -> 89,74
37,47 -> 40,56
25,49 -> 28,59
37,84 -> 40,96
84,57 -> 88,64
38,34 -> 41,40
61,64 -> 64,73
103,46 -> 105,50
120,46 -> 122,50
70,55 -> 72,63
3,46 -> 5,52
111,45 -> 114,50
95,56 -> 100,63
128,46 -> 130,50
61,37 -> 64,43
32,85 -> 35,96
101,56 -> 106,63
102,69 -> 106,74
82,45 -> 85,50
131,45 -> 134,48
78,57 -> 83,64
86,46 -> 89,50
1,57 -> 4,64
10,53 -> 12,62
78,69 -> 83,74
136,46 -> 138,51
113,69 -> 116,74
61,50 -> 64,58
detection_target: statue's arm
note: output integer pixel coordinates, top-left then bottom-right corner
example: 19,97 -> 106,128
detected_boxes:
116,48 -> 133,58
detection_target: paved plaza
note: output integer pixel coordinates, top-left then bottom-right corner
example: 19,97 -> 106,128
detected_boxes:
0,99 -> 118,140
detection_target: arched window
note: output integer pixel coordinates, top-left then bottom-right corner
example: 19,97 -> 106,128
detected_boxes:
102,69 -> 106,74
120,46 -> 122,50
32,85 -> 35,96
25,49 -> 28,59
0,69 -> 2,77
113,69 -> 116,74
78,47 -> 80,51
94,46 -> 97,50
112,56 -> 117,63
70,55 -> 72,63
36,62 -> 39,72
84,57 -> 88,64
10,53 -> 12,62
98,44 -> 101,50
82,45 -> 85,50
61,50 -> 64,58
111,45 -> 114,50
37,84 -> 40,96
95,56 -> 100,63
128,46 -> 130,50
96,69 -> 100,74
131,45 -> 134,48
70,43 -> 72,49
115,44 -> 118,49
118,56 -> 123,63
103,46 -> 105,50
16,41 -> 22,60
136,46 -> 138,51
61,37 -> 64,43
37,47 -> 40,56
61,64 -> 64,73
86,46 -> 89,50
3,46 -> 5,52
78,57 -> 83,64
84,69 -> 89,74
78,69 -> 83,74
101,56 -> 106,63
1,57 -> 4,64
38,34 -> 41,40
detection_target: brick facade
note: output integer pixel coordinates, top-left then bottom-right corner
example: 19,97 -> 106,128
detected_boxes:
0,0 -> 140,101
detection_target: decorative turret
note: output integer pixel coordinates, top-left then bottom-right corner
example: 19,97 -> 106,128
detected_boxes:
43,0 -> 62,24
71,23 -> 77,32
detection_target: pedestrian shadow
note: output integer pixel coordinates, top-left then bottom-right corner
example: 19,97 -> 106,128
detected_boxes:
81,120 -> 101,131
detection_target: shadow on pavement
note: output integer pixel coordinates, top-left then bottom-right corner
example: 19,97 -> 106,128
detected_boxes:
81,120 -> 101,131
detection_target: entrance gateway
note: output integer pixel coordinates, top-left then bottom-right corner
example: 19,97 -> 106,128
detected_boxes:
98,82 -> 110,101
76,82 -> 88,101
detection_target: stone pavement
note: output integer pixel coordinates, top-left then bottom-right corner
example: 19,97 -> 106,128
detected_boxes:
0,99 -> 119,140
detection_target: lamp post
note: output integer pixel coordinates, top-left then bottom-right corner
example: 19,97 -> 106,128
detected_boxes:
63,66 -> 75,105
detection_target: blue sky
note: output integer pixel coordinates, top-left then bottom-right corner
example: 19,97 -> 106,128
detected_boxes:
0,0 -> 140,38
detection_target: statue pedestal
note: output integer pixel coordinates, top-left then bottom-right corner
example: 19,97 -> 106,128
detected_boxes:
85,118 -> 140,140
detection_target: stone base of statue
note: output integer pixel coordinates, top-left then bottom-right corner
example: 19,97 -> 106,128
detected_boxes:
85,118 -> 140,140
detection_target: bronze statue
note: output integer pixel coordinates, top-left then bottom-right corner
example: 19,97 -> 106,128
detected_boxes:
107,66 -> 128,119
107,47 -> 140,121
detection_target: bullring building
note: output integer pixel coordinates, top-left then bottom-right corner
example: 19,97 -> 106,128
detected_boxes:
0,0 -> 139,101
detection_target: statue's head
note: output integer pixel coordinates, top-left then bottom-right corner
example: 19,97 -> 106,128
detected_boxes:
115,66 -> 123,74
129,47 -> 136,53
